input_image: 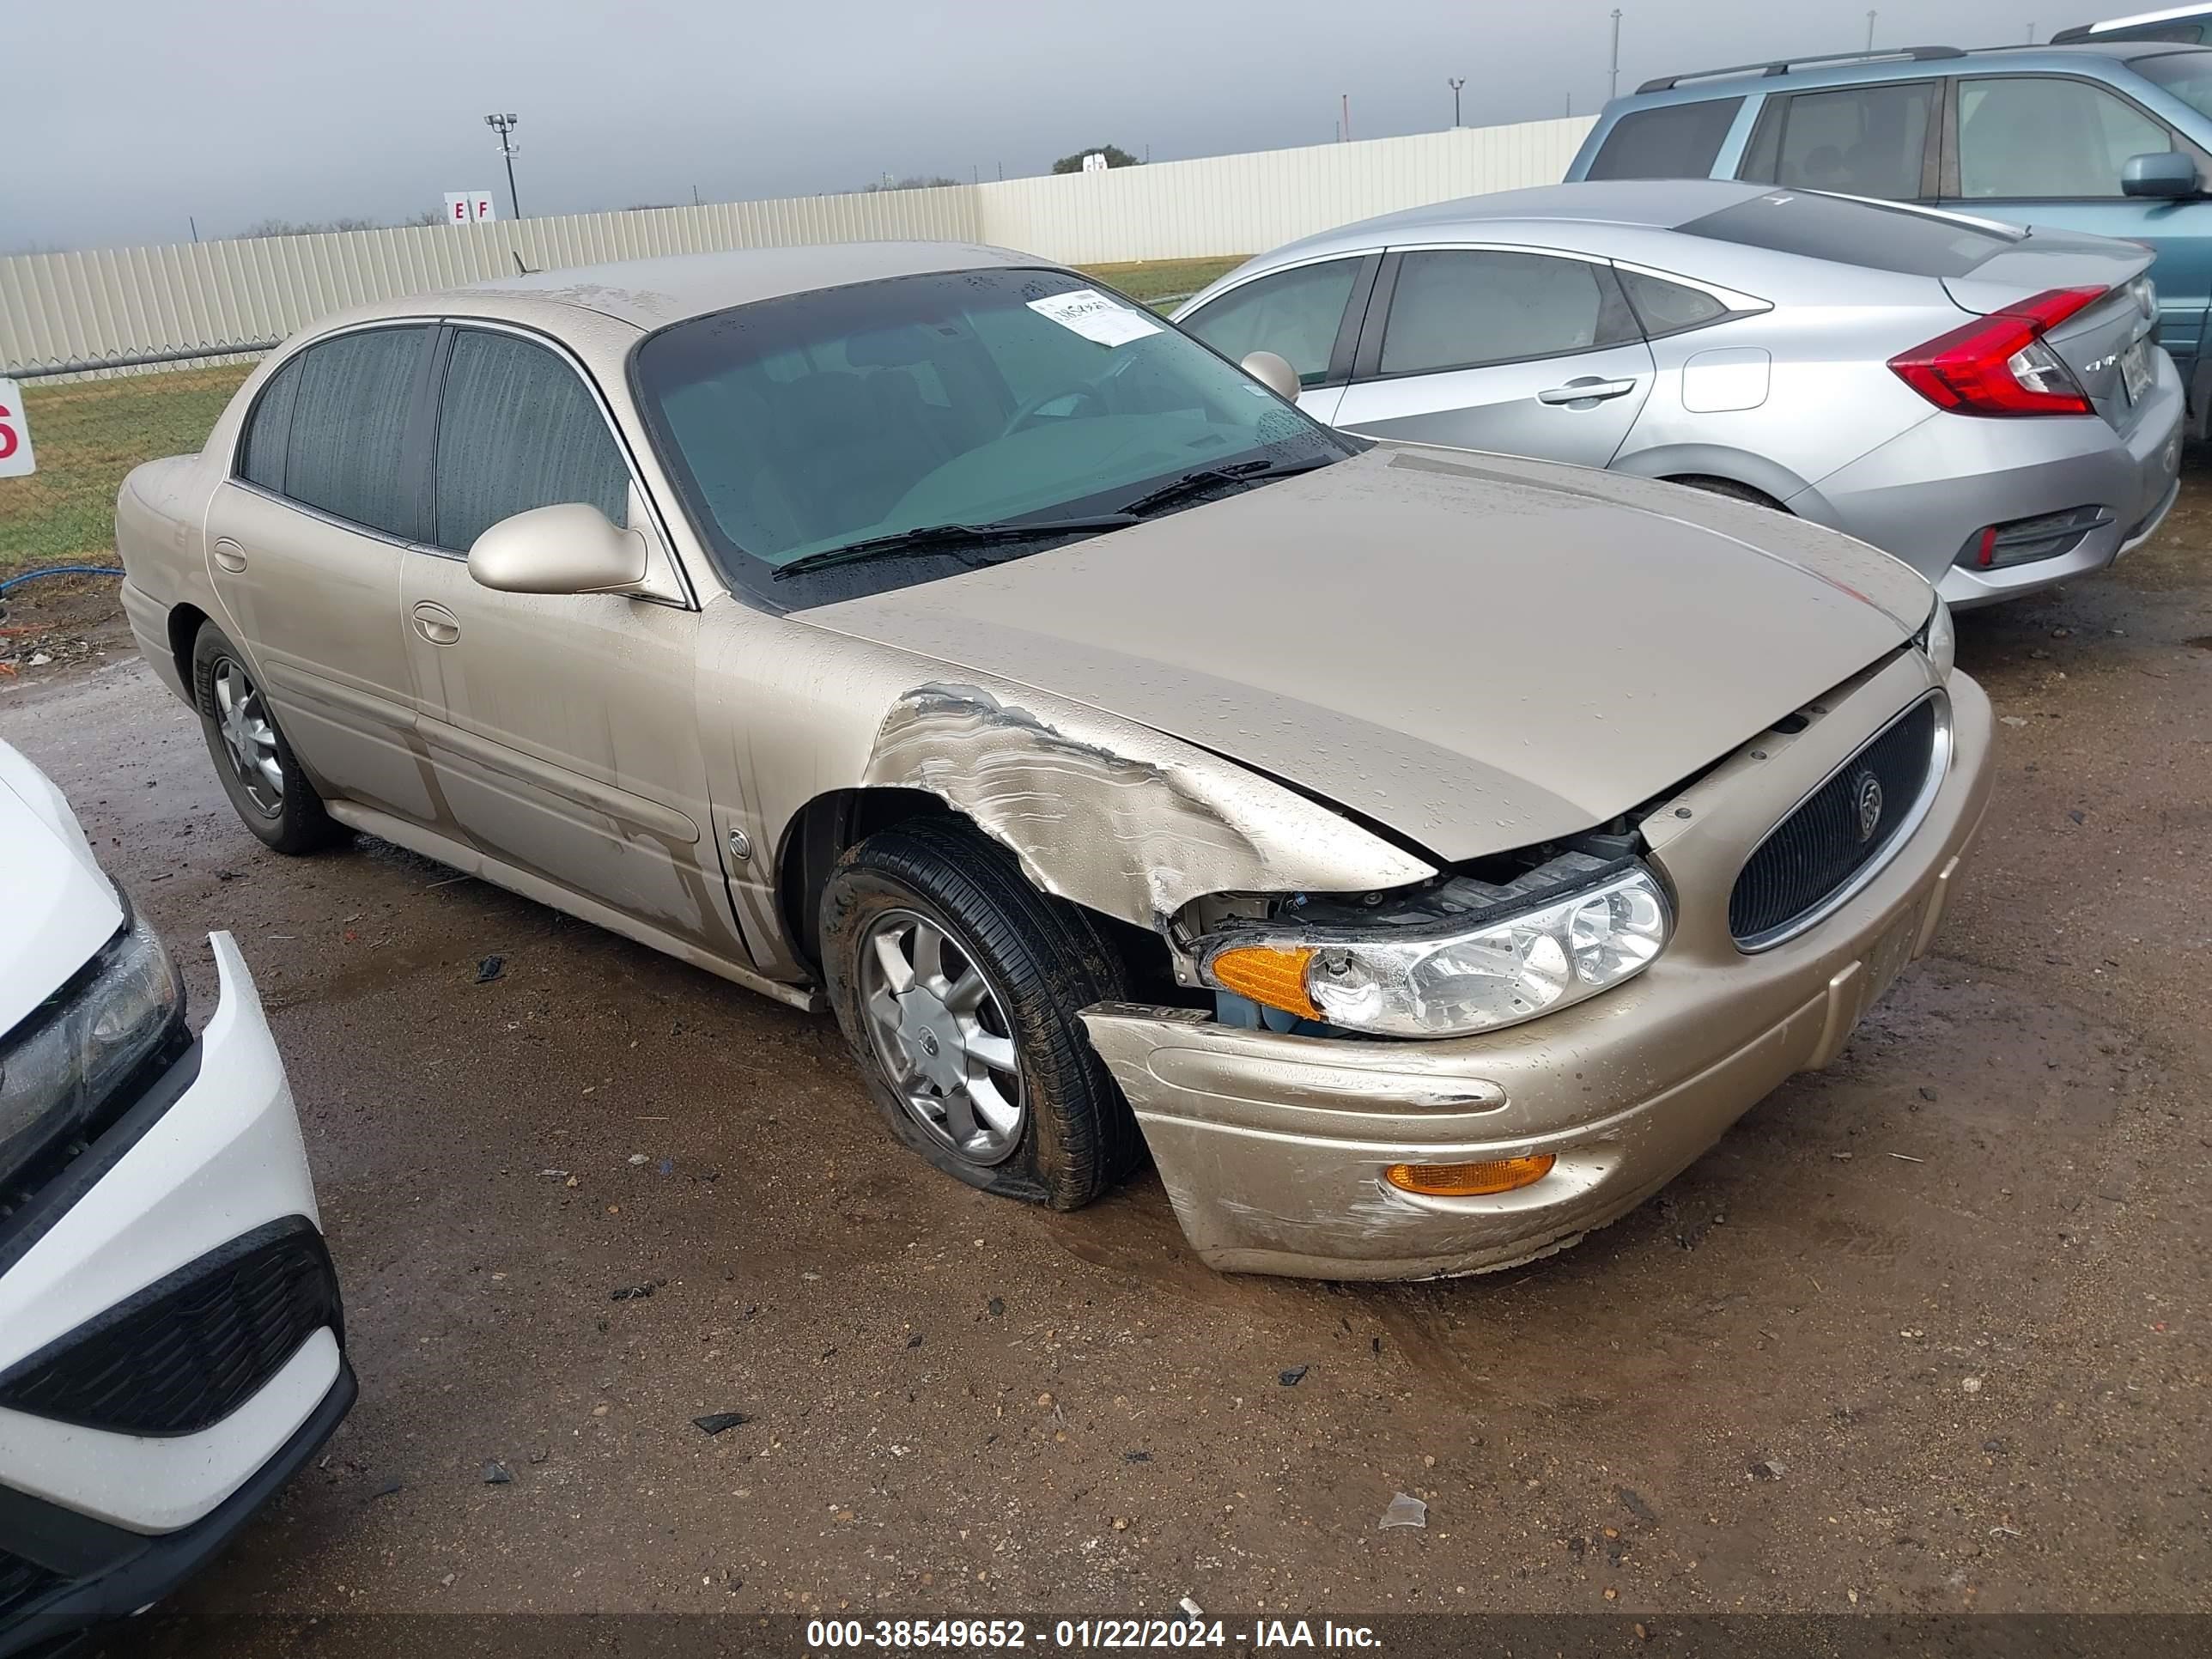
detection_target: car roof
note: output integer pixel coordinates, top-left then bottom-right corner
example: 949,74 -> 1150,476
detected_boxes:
1233,179 -> 1774,266
356,240 -> 1045,333
1621,40 -> 2209,106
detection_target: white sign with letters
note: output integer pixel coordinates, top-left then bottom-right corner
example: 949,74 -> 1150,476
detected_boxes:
443,191 -> 499,224
1081,151 -> 1109,173
0,379 -> 33,478
1027,289 -> 1161,348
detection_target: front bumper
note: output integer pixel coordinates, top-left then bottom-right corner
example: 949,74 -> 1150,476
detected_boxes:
1082,651 -> 1995,1280
1787,349 -> 2184,611
0,933 -> 347,1650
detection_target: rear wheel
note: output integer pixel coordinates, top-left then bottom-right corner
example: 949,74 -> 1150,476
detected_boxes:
191,622 -> 346,854
820,817 -> 1143,1209
1667,475 -> 1788,512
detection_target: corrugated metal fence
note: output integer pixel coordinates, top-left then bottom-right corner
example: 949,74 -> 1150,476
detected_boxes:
0,118 -> 1594,379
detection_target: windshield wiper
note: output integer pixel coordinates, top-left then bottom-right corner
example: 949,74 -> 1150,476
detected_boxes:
769,514 -> 1137,581
1112,455 -> 1332,519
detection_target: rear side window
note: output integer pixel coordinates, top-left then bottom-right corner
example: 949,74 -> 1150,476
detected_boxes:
1585,99 -> 1743,180
433,330 -> 629,553
1680,190 -> 2017,277
1742,82 -> 1938,200
1377,251 -> 1639,375
280,328 -> 429,538
1957,77 -> 2173,198
1617,270 -> 1731,335
1181,258 -> 1363,386
238,356 -> 301,492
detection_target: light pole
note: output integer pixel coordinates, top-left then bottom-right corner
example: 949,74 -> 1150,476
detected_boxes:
1609,9 -> 1622,102
484,112 -> 522,219
1449,77 -> 1466,127
1865,10 -> 1877,50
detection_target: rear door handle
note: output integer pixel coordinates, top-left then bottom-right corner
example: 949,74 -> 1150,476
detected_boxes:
1537,377 -> 1638,406
411,600 -> 460,646
211,537 -> 247,572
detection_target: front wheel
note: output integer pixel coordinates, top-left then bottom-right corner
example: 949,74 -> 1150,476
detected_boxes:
820,817 -> 1143,1210
191,622 -> 346,855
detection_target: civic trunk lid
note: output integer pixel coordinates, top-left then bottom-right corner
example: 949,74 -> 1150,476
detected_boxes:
1943,231 -> 2159,428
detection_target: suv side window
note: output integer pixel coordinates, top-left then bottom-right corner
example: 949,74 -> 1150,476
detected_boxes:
1741,81 -> 1938,199
1180,258 -> 1363,386
1376,251 -> 1639,376
432,329 -> 629,553
1585,98 -> 1743,180
278,327 -> 430,538
1957,76 -> 2172,198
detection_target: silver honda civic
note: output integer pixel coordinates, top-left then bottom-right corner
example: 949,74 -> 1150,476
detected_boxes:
1175,179 -> 2182,609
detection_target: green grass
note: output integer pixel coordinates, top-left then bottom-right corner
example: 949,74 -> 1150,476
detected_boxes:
1,364 -> 252,576
0,258 -> 1247,580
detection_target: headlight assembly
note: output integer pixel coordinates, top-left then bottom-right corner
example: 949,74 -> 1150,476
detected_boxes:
1918,596 -> 1955,680
1200,861 -> 1671,1039
0,896 -> 184,1193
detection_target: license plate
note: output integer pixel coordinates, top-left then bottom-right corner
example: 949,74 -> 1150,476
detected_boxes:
2121,337 -> 2154,404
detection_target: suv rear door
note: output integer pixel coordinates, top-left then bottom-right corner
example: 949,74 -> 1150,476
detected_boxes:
1328,247 -> 1656,465
1735,78 -> 1943,199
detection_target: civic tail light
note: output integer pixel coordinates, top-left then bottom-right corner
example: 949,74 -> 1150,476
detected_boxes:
1888,286 -> 2106,416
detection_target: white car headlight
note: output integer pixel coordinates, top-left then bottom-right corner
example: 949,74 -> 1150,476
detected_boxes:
1200,863 -> 1670,1039
1919,597 -> 1955,680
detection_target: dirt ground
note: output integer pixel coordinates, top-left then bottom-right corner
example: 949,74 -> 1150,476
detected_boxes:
1,466 -> 2208,1647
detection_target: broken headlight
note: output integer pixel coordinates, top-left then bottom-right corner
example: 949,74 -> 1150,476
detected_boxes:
1917,596 -> 1955,680
1199,860 -> 1670,1038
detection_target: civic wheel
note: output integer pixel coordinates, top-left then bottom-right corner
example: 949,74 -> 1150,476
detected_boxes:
191,621 -> 347,855
857,908 -> 1025,1166
820,817 -> 1145,1209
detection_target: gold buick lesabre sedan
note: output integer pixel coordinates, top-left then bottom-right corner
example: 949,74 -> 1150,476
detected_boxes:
114,243 -> 1992,1279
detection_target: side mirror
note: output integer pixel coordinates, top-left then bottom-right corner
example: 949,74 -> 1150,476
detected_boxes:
2122,150 -> 2199,198
468,502 -> 649,595
1240,350 -> 1304,402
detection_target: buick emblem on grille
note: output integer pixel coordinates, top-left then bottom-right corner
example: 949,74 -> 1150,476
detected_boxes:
1853,770 -> 1885,843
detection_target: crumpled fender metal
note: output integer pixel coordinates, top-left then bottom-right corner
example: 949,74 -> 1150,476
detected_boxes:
859,680 -> 1436,928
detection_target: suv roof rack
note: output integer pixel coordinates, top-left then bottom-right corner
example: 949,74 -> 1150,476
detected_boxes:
1636,45 -> 1966,95
2052,6 -> 2212,43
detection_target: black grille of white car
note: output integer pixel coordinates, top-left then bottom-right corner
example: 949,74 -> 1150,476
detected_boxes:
0,1218 -> 339,1437
1729,696 -> 1941,949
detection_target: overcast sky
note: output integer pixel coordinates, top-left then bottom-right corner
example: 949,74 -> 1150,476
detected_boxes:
12,0 -> 2057,252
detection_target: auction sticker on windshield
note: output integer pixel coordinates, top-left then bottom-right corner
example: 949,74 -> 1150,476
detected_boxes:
1029,288 -> 1161,347
0,379 -> 33,478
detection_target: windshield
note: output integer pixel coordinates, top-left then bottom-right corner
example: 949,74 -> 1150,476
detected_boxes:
2131,48 -> 2212,119
631,265 -> 1352,605
1678,189 -> 2020,277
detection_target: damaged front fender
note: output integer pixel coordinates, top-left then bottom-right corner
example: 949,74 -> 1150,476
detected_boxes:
860,682 -> 1435,930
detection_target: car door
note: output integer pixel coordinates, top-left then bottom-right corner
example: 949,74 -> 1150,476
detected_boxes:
1329,247 -> 1656,466
398,324 -> 744,955
204,324 -> 442,823
1938,72 -> 2212,377
1176,254 -> 1377,424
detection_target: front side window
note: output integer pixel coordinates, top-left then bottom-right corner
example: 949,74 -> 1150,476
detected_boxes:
632,266 -> 1350,605
1376,251 -> 1639,376
1749,82 -> 1937,200
1958,76 -> 2172,198
433,330 -> 629,553
1586,98 -> 1743,180
1180,259 -> 1363,386
278,327 -> 428,539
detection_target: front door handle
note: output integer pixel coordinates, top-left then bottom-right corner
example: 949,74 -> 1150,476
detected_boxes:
1537,376 -> 1638,406
411,600 -> 460,646
212,537 -> 247,573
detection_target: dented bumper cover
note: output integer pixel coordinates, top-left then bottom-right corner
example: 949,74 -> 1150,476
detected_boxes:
1080,657 -> 1996,1280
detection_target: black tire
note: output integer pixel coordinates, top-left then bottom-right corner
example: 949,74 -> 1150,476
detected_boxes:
190,621 -> 346,855
820,817 -> 1143,1210
1668,475 -> 1788,512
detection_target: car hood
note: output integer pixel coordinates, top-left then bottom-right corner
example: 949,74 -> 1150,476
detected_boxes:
801,443 -> 1931,864
0,741 -> 124,1034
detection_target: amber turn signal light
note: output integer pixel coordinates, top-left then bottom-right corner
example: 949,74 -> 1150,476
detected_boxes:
1206,944 -> 1319,1020
1385,1155 -> 1555,1197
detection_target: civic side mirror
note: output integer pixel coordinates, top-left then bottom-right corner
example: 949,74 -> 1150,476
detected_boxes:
2122,150 -> 2200,198
1240,350 -> 1304,402
468,502 -> 649,595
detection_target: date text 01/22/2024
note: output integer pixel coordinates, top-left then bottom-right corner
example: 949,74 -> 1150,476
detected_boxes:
804,1619 -> 1383,1650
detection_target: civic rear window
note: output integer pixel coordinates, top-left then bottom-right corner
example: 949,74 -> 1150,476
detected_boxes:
1676,190 -> 2021,276
1585,98 -> 1743,180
